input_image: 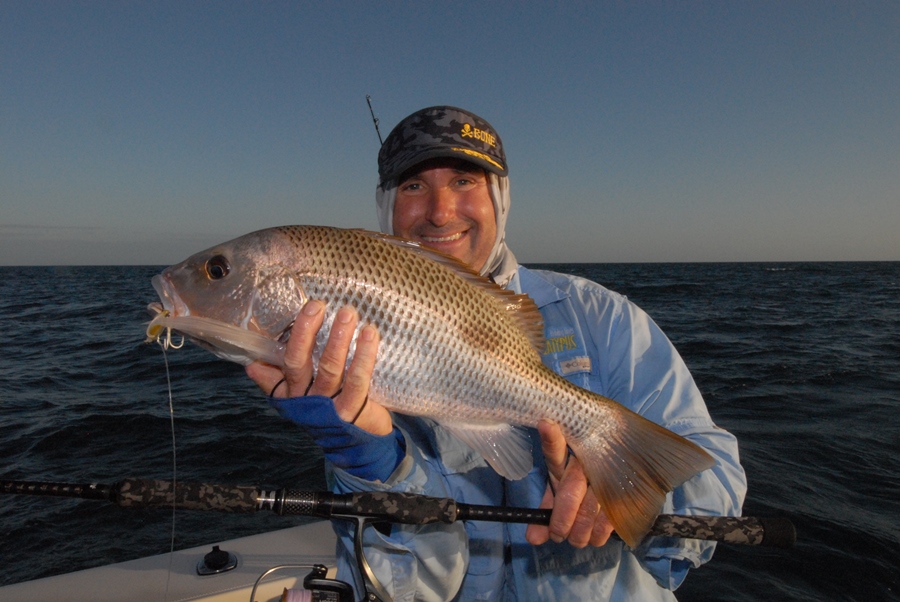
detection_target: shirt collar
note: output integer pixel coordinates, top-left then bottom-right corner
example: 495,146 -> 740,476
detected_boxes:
509,266 -> 570,308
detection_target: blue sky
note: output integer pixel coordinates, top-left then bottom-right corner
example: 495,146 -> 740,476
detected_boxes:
2,1 -> 898,265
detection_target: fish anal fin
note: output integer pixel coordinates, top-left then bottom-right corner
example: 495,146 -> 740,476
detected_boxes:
573,408 -> 716,548
443,422 -> 534,480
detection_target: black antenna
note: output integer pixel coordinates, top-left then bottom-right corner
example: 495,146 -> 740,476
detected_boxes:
366,95 -> 384,145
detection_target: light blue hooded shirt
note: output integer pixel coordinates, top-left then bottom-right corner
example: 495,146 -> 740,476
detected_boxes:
327,264 -> 747,601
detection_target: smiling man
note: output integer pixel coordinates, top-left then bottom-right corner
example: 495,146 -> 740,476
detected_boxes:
247,106 -> 746,601
391,158 -> 497,271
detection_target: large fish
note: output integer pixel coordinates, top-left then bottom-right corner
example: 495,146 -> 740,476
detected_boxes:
146,225 -> 715,547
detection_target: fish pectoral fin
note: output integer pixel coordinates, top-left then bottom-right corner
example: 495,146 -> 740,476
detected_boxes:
443,422 -> 534,480
573,409 -> 717,549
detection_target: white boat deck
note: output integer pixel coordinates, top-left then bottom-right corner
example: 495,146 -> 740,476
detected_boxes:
0,520 -> 339,602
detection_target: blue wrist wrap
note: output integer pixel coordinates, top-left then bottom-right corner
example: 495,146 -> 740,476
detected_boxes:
268,395 -> 405,482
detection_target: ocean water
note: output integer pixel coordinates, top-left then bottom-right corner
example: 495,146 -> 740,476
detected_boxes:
0,262 -> 897,601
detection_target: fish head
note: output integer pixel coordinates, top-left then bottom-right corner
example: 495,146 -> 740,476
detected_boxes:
148,229 -> 307,363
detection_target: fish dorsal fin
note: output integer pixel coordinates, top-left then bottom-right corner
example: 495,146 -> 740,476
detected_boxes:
500,293 -> 544,353
358,230 -> 545,352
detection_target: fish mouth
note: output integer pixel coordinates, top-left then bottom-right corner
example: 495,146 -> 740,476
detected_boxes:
149,273 -> 189,317
146,273 -> 183,345
146,273 -> 192,345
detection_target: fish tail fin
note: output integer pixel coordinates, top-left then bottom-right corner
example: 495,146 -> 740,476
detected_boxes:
572,409 -> 716,548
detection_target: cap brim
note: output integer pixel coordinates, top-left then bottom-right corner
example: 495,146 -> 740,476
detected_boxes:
383,146 -> 508,183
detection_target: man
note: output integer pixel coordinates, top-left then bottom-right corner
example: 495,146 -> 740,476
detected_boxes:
247,106 -> 746,600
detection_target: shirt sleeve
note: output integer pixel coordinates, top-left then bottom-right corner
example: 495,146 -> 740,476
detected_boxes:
583,285 -> 747,589
268,394 -> 405,481
326,417 -> 470,602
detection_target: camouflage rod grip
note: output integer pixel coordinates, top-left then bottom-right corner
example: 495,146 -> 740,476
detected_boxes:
647,514 -> 796,549
328,491 -> 458,525
455,501 -> 796,548
114,478 -> 260,512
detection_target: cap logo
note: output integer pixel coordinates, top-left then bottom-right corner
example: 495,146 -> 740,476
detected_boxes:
460,123 -> 496,147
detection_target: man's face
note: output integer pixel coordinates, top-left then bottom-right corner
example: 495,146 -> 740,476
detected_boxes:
392,159 -> 497,272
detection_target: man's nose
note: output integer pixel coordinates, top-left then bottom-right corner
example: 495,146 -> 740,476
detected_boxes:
425,186 -> 457,226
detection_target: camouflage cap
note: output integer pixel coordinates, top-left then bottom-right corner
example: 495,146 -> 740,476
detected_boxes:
378,106 -> 508,183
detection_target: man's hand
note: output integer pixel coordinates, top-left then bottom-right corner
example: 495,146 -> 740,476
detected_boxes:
525,420 -> 614,548
245,300 -> 393,436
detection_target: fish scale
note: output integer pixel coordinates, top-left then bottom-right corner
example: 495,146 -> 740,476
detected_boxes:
147,225 -> 716,547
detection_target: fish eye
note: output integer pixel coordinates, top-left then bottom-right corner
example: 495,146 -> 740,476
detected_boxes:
205,255 -> 230,280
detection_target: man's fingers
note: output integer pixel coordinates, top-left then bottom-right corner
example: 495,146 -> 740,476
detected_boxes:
282,300 -> 326,397
566,485 -> 602,548
525,479 -> 612,548
547,455 -> 589,543
333,324 -> 379,424
309,306 -> 356,397
589,509 -> 614,547
534,421 -> 612,547
245,360 -> 286,396
537,420 -> 568,483
322,320 -> 393,437
536,419 -> 586,543
334,324 -> 379,415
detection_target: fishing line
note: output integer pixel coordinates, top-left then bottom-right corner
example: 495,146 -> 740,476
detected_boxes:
159,343 -> 178,602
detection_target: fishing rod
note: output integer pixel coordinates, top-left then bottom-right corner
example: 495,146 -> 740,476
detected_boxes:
4,478 -> 795,602
366,95 -> 383,145
1,477 -> 796,549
